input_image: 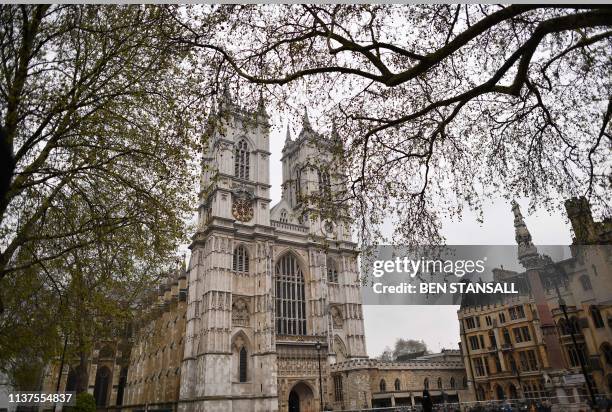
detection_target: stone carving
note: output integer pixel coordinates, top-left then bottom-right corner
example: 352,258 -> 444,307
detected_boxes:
334,336 -> 347,362
232,298 -> 250,326
331,306 -> 343,328
233,333 -> 246,349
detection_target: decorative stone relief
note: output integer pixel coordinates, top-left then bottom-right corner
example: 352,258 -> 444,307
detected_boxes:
331,306 -> 343,328
232,298 -> 250,326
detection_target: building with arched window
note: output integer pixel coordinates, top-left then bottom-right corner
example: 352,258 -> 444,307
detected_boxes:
330,350 -> 469,409
457,198 -> 612,408
42,92 -> 366,412
176,96 -> 366,412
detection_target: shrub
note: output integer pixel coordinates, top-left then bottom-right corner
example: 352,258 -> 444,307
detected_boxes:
69,392 -> 96,412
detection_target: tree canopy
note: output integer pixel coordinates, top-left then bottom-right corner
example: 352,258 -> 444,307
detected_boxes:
173,4 -> 611,245
0,5 -> 205,305
378,338 -> 429,361
0,4 -> 207,387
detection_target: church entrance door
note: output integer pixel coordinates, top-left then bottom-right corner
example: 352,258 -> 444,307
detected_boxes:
288,390 -> 300,412
288,381 -> 315,412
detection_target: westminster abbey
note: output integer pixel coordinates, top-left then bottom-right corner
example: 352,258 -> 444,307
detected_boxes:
42,95 -> 470,412
126,94 -> 366,412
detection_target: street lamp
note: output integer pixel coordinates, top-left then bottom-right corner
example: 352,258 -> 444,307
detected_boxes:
315,340 -> 323,412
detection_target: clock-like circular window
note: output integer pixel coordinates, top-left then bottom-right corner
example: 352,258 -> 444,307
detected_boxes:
232,198 -> 254,222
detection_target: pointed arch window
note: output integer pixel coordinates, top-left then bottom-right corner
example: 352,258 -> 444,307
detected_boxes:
239,347 -> 248,382
235,139 -> 250,179
295,168 -> 303,202
379,379 -> 386,392
591,306 -> 604,328
437,377 -> 443,389
334,375 -> 343,402
476,385 -> 485,401
424,378 -> 429,389
66,368 -> 78,392
94,366 -> 111,406
318,169 -> 331,198
280,209 -> 288,223
580,275 -> 592,291
450,377 -> 456,389
275,254 -> 306,335
394,378 -> 401,391
327,257 -> 339,283
233,245 -> 249,274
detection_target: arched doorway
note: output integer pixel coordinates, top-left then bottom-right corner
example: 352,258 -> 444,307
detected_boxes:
508,383 -> 518,400
116,367 -> 128,406
288,381 -> 315,412
496,384 -> 505,400
289,390 -> 300,412
93,366 -> 111,406
66,367 -> 77,392
476,385 -> 486,401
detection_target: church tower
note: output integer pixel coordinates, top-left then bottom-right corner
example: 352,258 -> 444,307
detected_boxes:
180,97 -> 367,412
179,92 -> 278,411
271,110 -> 367,411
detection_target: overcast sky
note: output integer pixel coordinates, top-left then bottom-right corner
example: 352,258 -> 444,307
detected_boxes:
266,112 -> 573,358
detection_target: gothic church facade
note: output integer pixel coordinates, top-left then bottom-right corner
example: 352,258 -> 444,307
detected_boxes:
177,96 -> 367,412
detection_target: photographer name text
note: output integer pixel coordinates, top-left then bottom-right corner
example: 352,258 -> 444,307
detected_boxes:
372,282 -> 518,294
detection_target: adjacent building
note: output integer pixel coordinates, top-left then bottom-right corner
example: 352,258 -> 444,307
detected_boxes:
330,350 -> 470,410
458,198 -> 611,410
41,265 -> 187,410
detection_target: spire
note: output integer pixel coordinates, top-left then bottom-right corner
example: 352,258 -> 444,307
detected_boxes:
511,200 -> 539,268
283,123 -> 293,149
257,91 -> 268,118
218,86 -> 234,111
302,107 -> 312,131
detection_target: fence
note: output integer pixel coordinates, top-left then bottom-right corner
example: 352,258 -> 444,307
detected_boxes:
341,394 -> 611,412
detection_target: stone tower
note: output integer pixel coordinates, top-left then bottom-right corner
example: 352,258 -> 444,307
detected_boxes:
179,98 -> 367,412
179,92 -> 278,411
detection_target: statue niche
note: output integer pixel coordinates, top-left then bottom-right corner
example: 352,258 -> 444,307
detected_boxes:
330,306 -> 343,328
232,298 -> 250,327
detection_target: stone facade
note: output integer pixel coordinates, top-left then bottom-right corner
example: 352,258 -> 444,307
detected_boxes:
41,94 -> 502,412
42,339 -> 130,408
329,351 -> 470,409
458,199 -> 611,410
41,267 -> 187,411
176,95 -> 367,412
123,269 -> 188,408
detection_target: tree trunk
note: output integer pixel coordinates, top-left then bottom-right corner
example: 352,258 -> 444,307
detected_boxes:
0,126 -> 14,314
74,350 -> 89,394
